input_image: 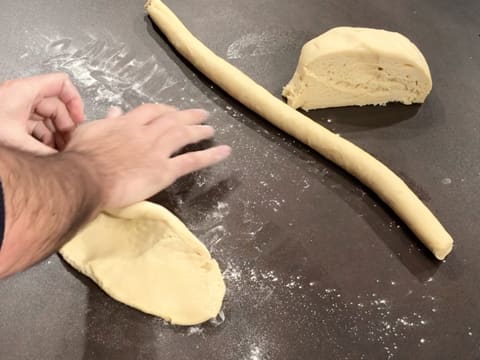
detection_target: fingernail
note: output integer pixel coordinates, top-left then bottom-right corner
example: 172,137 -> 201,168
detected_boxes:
216,145 -> 232,160
195,109 -> 210,118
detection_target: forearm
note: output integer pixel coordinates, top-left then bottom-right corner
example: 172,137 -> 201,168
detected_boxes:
0,145 -> 103,278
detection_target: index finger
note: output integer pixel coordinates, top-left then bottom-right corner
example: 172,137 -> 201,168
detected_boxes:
21,73 -> 85,124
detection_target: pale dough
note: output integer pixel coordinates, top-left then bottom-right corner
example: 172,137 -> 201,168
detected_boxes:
145,0 -> 453,260
282,27 -> 432,110
60,201 -> 225,326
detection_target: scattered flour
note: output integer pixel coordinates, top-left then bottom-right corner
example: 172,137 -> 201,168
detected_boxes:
209,310 -> 226,327
246,344 -> 264,360
226,30 -> 297,60
186,326 -> 204,336
16,31 -> 452,360
20,33 -> 179,119
441,177 -> 452,185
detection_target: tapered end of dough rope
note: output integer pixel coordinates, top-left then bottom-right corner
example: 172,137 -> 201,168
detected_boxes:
144,0 -> 153,10
432,237 -> 453,261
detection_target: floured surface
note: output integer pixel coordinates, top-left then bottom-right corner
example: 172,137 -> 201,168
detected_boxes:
60,202 -> 225,326
0,0 -> 479,359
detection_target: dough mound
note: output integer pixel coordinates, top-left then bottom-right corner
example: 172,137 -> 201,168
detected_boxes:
282,27 -> 432,110
60,201 -> 225,326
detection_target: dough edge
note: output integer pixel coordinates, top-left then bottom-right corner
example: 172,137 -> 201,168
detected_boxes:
60,201 -> 226,326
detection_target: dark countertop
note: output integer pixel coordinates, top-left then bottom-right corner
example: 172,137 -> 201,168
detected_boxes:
1,0 -> 479,359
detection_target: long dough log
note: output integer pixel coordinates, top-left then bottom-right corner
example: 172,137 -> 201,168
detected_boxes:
145,0 -> 453,260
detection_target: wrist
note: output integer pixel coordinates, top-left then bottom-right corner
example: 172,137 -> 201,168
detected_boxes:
0,146 -> 105,277
57,150 -> 107,216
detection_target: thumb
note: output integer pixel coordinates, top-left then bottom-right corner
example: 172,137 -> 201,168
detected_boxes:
1,133 -> 57,155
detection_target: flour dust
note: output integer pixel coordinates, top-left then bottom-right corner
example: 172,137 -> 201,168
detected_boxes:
226,30 -> 298,60
17,30 -> 448,360
19,33 -> 178,119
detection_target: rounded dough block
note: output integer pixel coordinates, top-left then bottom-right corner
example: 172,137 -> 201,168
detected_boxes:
282,27 -> 432,110
60,201 -> 225,326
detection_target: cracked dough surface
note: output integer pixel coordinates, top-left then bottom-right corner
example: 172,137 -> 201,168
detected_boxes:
60,201 -> 225,326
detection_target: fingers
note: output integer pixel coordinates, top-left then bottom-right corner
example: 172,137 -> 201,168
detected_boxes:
145,108 -> 213,155
21,73 -> 85,123
20,136 -> 57,155
163,124 -> 216,155
0,131 -> 57,155
34,97 -> 76,132
54,132 -> 68,151
125,104 -> 207,127
30,95 -> 84,151
60,101 -> 231,209
40,118 -> 70,151
169,145 -> 232,179
127,103 -> 177,124
31,122 -> 54,147
165,108 -> 209,126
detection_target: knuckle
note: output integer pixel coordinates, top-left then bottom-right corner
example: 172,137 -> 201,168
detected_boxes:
58,71 -> 69,79
45,72 -> 70,82
54,72 -> 70,81
171,123 -> 188,135
137,103 -> 177,115
136,103 -> 156,113
151,118 -> 176,137
0,79 -> 20,91
159,117 -> 177,128
180,153 -> 200,170
170,127 -> 188,142
158,104 -> 177,113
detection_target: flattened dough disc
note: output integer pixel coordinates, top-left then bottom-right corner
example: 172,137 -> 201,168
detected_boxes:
60,201 -> 225,326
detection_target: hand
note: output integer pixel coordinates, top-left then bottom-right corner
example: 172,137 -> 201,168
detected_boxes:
66,104 -> 231,209
0,73 -> 84,154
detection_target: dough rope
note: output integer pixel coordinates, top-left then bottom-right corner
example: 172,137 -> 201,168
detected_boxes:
145,0 -> 453,260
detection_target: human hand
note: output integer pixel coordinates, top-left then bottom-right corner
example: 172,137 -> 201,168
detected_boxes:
0,72 -> 84,154
65,104 -> 231,209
